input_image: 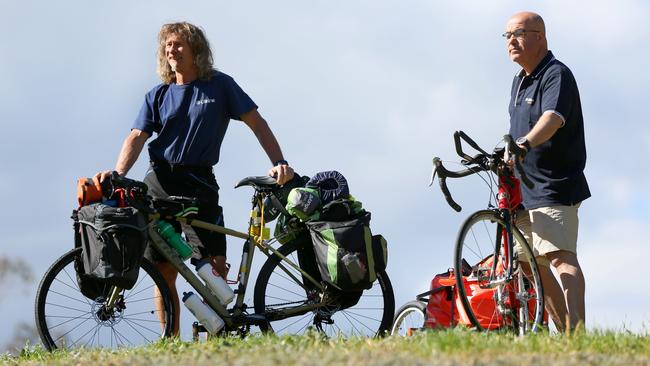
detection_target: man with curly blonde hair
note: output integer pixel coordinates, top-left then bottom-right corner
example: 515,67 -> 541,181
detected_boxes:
99,21 -> 293,335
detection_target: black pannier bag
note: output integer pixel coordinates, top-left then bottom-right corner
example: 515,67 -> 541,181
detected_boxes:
73,203 -> 148,300
306,204 -> 377,292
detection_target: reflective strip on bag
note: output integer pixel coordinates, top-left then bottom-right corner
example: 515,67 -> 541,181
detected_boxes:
364,226 -> 375,282
322,229 -> 338,283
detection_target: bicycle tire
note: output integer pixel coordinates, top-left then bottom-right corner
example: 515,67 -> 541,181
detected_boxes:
35,248 -> 177,350
254,240 -> 395,337
391,300 -> 427,336
454,210 -> 544,334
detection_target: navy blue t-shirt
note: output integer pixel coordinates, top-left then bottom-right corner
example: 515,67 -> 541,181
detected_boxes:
133,71 -> 257,166
508,51 -> 591,209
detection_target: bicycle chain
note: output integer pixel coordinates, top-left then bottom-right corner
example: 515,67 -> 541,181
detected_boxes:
266,300 -> 309,308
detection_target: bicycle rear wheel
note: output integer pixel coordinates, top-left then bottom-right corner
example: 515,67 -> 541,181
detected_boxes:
254,240 -> 395,337
35,248 -> 176,350
454,210 -> 544,334
391,300 -> 427,336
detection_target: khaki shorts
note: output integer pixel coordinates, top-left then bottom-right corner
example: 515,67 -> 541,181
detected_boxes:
514,203 -> 581,266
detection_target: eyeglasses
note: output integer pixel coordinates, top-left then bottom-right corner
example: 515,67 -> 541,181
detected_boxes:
502,29 -> 541,40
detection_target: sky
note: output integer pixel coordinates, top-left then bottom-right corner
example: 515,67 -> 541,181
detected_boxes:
1,0 -> 649,351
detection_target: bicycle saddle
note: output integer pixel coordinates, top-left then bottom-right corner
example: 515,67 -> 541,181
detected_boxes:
234,176 -> 278,190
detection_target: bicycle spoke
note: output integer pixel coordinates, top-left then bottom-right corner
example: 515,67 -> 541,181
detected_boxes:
265,294 -> 295,304
126,295 -> 164,304
267,282 -> 307,299
123,283 -> 156,301
112,326 -> 130,347
340,311 -> 364,336
68,321 -> 101,349
47,290 -> 94,306
295,318 -> 313,334
122,318 -> 156,343
46,301 -> 92,315
275,313 -> 312,333
60,267 -> 97,306
53,277 -> 91,304
47,313 -> 94,331
88,322 -> 103,348
122,274 -> 153,300
340,310 -> 382,323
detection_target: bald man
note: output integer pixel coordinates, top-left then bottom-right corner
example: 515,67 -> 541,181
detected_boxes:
504,12 -> 590,332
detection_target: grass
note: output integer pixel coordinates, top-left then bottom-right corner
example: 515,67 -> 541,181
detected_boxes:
3,329 -> 650,366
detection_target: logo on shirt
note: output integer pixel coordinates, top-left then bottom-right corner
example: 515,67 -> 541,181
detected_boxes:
196,98 -> 216,105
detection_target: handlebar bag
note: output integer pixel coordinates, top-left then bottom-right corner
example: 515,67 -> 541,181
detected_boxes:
306,210 -> 376,292
74,203 -> 148,300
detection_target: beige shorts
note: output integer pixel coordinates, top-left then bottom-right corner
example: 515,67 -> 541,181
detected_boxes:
514,203 -> 581,265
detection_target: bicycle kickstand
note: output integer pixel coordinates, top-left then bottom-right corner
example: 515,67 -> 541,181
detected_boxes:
192,321 -> 208,342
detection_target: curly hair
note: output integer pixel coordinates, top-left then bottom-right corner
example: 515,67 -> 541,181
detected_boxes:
156,22 -> 214,84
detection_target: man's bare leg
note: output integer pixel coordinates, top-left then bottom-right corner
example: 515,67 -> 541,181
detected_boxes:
537,262 -> 569,332
548,250 -> 585,331
154,262 -> 180,336
520,260 -> 568,332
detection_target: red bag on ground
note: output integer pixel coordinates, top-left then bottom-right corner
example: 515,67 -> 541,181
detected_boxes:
424,271 -> 459,328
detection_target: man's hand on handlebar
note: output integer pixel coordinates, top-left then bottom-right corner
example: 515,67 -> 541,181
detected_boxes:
95,170 -> 114,183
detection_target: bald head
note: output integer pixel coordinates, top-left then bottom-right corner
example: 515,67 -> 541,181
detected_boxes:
508,12 -> 545,34
505,11 -> 549,74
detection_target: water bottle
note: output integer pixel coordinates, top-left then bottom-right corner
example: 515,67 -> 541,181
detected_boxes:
196,259 -> 235,305
341,253 -> 366,284
182,292 -> 225,334
156,220 -> 193,260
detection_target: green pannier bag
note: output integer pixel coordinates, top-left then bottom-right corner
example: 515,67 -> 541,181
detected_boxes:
305,199 -> 388,292
273,214 -> 308,245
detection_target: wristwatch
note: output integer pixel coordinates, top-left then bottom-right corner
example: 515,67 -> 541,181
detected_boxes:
273,159 -> 289,166
516,136 -> 531,152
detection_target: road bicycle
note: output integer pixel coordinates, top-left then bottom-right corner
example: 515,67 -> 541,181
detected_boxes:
392,131 -> 544,336
35,173 -> 395,350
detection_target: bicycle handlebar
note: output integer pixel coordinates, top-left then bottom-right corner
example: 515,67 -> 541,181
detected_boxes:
431,157 -> 475,212
104,172 -> 152,212
431,131 -> 534,212
501,135 -> 533,189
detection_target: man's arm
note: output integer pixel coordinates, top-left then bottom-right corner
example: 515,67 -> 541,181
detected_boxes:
520,111 -> 563,149
97,129 -> 150,181
240,109 -> 294,185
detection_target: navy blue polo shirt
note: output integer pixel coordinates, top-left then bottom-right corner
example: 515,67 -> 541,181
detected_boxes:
508,51 -> 591,209
133,71 -> 257,166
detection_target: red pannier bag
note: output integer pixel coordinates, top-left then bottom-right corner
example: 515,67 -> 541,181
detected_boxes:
456,255 -> 544,329
424,271 -> 459,328
425,255 -> 544,330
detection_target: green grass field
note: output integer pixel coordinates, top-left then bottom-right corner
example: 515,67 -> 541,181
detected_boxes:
4,329 -> 650,366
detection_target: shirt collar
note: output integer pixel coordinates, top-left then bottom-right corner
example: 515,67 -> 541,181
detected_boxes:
516,51 -> 556,79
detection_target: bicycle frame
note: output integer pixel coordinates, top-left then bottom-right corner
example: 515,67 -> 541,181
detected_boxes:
145,191 -> 326,328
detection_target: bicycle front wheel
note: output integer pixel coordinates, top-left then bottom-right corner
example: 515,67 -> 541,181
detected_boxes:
35,248 -> 176,350
254,240 -> 395,337
454,210 -> 544,334
391,300 -> 427,336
